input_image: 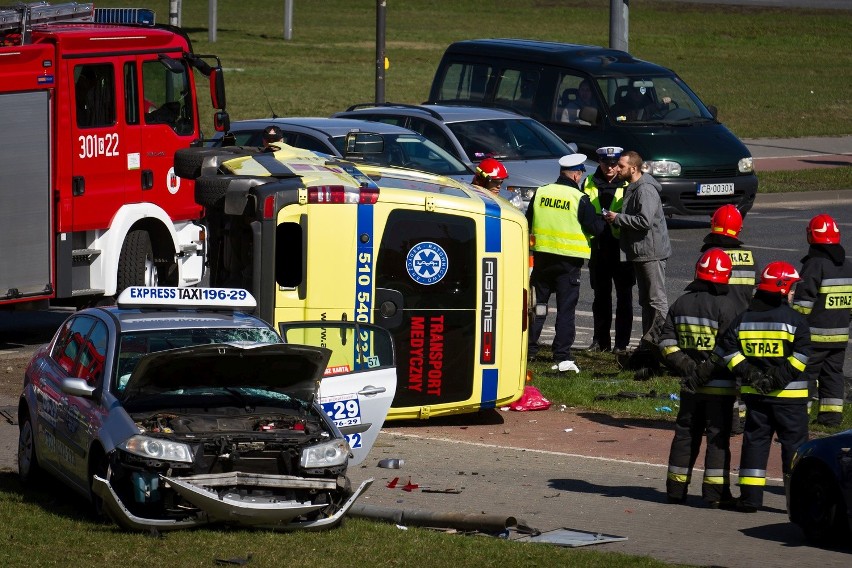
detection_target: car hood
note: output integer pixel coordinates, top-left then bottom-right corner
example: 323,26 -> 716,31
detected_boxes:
120,343 -> 332,404
617,123 -> 751,166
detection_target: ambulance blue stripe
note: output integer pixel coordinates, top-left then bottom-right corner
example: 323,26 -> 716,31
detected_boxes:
479,194 -> 502,253
480,369 -> 498,408
353,203 -> 375,363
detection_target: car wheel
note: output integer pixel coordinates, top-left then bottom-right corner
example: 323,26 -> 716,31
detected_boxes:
796,467 -> 848,545
117,230 -> 157,294
18,410 -> 42,485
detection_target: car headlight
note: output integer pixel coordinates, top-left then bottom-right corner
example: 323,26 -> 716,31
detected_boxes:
300,439 -> 349,468
642,160 -> 681,176
120,435 -> 193,463
507,186 -> 537,202
738,157 -> 754,173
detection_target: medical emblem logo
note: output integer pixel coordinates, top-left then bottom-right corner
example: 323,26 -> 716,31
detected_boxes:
406,242 -> 448,285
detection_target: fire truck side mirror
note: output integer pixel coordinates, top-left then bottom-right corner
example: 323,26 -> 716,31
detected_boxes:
214,111 -> 230,133
157,54 -> 185,74
210,67 -> 226,111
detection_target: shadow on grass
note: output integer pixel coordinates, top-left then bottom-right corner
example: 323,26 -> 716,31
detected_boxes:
0,470 -> 102,525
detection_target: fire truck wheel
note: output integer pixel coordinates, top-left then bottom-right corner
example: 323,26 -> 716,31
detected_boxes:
174,147 -> 256,180
117,230 -> 157,293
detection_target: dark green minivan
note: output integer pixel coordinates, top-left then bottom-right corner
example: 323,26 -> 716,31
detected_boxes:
428,39 -> 757,216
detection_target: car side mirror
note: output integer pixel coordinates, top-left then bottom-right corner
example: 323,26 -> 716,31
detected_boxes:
707,105 -> 718,119
61,377 -> 97,398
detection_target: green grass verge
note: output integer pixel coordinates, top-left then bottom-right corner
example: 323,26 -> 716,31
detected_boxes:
758,168 -> 852,193
92,1 -> 851,139
0,473 -> 683,568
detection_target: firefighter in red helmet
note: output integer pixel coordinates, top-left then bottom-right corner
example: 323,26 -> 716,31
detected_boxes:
472,158 -> 522,209
792,214 -> 852,427
711,260 -> 811,512
701,204 -> 758,435
660,248 -> 740,507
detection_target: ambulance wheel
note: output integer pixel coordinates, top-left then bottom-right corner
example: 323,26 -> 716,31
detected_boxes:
117,230 -> 157,293
18,409 -> 42,485
195,175 -> 231,209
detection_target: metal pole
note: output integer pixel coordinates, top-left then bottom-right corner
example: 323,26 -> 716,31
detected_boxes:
284,0 -> 293,40
208,0 -> 217,43
168,0 -> 179,26
375,0 -> 386,104
609,0 -> 628,53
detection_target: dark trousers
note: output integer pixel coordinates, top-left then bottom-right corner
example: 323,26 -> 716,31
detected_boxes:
738,396 -> 808,508
528,254 -> 582,362
806,347 -> 846,426
588,253 -> 635,350
666,391 -> 735,502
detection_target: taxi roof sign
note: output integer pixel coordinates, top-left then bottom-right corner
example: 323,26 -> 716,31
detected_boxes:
116,287 -> 257,311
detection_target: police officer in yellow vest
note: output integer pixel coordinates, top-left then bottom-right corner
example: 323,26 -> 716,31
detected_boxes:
582,146 -> 634,353
527,153 -> 604,373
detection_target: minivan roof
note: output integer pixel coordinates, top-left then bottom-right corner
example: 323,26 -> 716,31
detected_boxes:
443,38 -> 671,77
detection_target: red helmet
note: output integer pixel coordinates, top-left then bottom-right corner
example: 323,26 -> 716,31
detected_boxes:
807,213 -> 840,245
475,158 -> 508,182
710,205 -> 743,238
695,248 -> 732,284
756,261 -> 801,295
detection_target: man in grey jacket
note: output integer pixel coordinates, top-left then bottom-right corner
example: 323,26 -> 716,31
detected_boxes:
603,151 -> 671,375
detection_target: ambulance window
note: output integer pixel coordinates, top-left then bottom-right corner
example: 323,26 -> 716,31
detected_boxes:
275,222 -> 303,288
124,62 -> 139,125
142,59 -> 194,135
75,64 -> 116,128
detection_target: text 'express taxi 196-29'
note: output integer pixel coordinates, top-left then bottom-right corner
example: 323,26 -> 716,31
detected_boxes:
17,287 -> 396,531
173,139 -> 531,421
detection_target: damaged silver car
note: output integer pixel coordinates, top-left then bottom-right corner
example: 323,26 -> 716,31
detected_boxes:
17,287 -> 396,531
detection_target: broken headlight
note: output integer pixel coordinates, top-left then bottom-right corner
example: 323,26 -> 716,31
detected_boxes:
300,439 -> 349,468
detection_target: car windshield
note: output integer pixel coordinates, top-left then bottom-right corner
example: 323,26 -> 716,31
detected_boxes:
331,133 -> 470,176
447,118 -> 571,161
597,75 -> 715,125
113,327 -> 281,394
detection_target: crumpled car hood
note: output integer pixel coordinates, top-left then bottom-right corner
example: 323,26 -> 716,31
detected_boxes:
120,343 -> 332,404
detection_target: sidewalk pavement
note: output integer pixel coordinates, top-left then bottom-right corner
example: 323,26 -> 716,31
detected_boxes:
744,135 -> 852,171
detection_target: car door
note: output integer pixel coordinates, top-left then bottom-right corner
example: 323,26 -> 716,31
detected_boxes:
278,321 -> 396,465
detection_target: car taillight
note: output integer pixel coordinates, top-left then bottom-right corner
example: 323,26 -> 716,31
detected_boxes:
359,186 -> 379,204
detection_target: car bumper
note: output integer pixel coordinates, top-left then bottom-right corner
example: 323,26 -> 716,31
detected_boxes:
658,174 -> 758,216
92,472 -> 372,531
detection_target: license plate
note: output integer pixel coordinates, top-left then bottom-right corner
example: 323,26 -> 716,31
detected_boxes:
697,183 -> 734,196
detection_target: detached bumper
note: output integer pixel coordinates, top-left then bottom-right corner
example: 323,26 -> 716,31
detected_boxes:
92,472 -> 373,531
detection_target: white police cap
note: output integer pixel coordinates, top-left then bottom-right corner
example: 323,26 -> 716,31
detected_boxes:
558,153 -> 588,169
596,146 -> 624,160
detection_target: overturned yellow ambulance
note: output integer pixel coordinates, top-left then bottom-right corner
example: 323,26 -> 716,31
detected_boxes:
175,142 -> 529,419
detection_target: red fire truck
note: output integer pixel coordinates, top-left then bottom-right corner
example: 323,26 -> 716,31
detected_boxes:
0,2 -> 229,309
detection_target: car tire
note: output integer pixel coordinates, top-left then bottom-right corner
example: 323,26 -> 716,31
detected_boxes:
117,230 -> 157,294
18,410 -> 42,485
796,467 -> 848,545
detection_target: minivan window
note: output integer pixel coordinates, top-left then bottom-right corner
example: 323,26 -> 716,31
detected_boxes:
555,73 -> 601,125
494,69 -> 539,115
597,76 -> 714,124
437,62 -> 495,102
447,118 -> 570,161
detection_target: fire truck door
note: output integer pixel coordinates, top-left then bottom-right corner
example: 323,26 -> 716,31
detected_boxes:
138,55 -> 199,221
69,61 -> 129,231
